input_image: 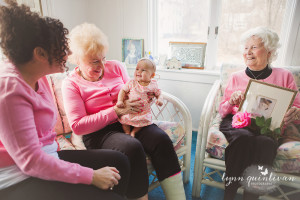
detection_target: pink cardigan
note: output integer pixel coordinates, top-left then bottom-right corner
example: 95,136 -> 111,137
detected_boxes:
0,62 -> 93,185
219,67 -> 300,118
62,60 -> 130,135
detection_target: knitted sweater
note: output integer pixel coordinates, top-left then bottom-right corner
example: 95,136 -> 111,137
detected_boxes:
0,62 -> 93,185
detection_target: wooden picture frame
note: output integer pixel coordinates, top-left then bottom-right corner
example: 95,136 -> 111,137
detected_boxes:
239,79 -> 297,130
16,0 -> 43,16
122,39 -> 144,65
169,41 -> 206,69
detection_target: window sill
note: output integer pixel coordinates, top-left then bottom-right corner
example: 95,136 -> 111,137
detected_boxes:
125,64 -> 220,84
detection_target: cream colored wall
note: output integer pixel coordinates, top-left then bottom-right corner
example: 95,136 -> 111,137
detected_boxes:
48,0 -> 88,30
47,0 -> 148,61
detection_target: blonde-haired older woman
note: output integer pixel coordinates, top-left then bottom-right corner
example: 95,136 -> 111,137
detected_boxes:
62,23 -> 186,200
219,26 -> 300,200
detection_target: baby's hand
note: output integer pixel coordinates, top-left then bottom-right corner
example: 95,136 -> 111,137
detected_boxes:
116,101 -> 125,108
156,99 -> 163,106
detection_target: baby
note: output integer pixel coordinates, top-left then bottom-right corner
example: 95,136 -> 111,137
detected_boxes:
252,97 -> 273,118
258,98 -> 272,111
117,58 -> 163,137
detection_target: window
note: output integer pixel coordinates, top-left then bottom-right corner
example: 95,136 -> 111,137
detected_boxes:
217,0 -> 287,65
150,0 -> 297,70
156,0 -> 209,57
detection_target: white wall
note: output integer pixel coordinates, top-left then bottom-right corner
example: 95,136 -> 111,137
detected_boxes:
87,0 -> 148,61
46,0 -> 148,61
47,0 -> 88,31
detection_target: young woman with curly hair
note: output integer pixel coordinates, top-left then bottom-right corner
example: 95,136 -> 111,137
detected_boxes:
0,1 -> 131,199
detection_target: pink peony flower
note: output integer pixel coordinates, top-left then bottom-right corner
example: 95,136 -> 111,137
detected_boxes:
232,112 -> 251,128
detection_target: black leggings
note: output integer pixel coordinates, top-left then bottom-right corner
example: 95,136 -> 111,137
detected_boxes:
220,115 -> 278,200
83,122 -> 181,198
0,149 -> 130,200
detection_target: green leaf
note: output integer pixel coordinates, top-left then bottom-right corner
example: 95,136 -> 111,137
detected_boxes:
274,128 -> 281,135
256,116 -> 265,127
261,127 -> 268,134
265,117 -> 272,128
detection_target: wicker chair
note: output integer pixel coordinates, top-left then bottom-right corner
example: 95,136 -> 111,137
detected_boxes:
192,64 -> 300,199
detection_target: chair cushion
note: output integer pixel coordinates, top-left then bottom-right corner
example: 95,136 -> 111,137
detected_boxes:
273,141 -> 300,173
206,114 -> 227,160
47,73 -> 72,135
153,121 -> 185,151
55,135 -> 76,150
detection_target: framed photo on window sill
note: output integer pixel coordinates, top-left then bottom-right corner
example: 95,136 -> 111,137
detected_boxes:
239,79 -> 297,130
169,41 -> 206,69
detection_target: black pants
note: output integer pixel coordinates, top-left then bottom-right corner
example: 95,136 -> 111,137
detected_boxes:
83,122 -> 181,198
0,149 -> 130,200
220,115 -> 277,200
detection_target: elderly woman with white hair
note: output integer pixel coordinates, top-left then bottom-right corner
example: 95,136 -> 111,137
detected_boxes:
219,26 -> 300,200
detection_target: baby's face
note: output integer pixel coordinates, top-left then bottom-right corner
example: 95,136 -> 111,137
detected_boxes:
259,102 -> 269,110
134,61 -> 154,83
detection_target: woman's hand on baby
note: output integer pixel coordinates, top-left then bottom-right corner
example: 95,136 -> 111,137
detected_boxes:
284,106 -> 300,125
92,167 -> 120,190
114,97 -> 144,117
229,91 -> 244,106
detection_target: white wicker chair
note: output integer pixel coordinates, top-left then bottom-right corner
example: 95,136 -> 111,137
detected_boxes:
192,64 -> 300,200
148,91 -> 193,191
47,73 -> 193,192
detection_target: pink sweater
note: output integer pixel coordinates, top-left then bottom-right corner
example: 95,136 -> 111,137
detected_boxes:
0,62 -> 93,184
219,67 -> 300,118
62,60 -> 130,135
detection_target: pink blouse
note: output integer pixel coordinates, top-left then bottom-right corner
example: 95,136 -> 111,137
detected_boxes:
62,60 -> 130,135
0,62 -> 93,185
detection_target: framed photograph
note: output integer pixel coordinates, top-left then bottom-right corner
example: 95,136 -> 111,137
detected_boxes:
122,39 -> 144,65
17,0 -> 43,16
239,79 -> 298,130
169,41 -> 206,69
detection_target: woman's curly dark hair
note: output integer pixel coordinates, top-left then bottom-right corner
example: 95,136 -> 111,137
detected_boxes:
0,0 -> 69,70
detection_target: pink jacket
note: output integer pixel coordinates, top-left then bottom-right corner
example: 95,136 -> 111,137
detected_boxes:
62,60 -> 130,135
0,62 -> 93,185
219,67 -> 300,118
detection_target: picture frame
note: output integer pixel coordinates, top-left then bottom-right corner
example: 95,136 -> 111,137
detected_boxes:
169,41 -> 206,69
239,79 -> 298,130
16,0 -> 43,16
122,39 -> 144,65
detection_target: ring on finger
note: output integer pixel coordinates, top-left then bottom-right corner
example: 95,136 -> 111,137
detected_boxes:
295,114 -> 299,120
